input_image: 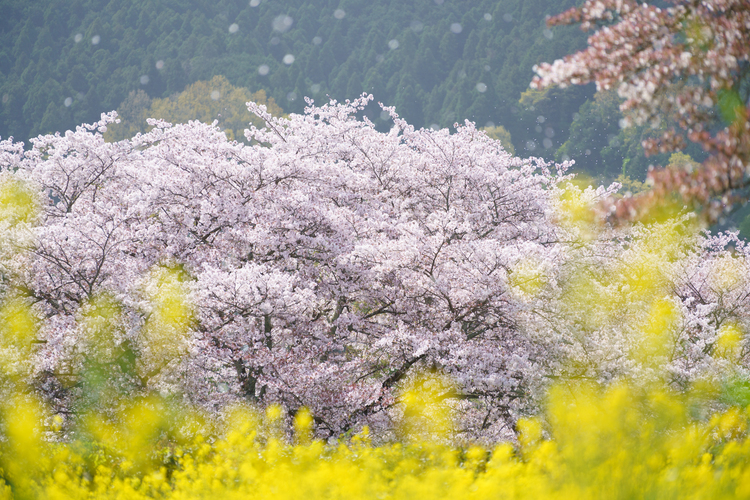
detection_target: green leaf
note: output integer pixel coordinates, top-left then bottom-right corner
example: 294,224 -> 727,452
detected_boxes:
720,375 -> 750,408
718,88 -> 744,124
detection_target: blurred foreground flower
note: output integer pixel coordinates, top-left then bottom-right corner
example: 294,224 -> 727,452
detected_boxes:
0,377 -> 747,498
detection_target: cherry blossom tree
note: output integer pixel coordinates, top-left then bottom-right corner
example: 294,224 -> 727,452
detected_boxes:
3,94 -> 750,442
1,96 -> 572,440
533,0 -> 750,222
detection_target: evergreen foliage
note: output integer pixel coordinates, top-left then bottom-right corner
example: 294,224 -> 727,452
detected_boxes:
0,0 -> 588,159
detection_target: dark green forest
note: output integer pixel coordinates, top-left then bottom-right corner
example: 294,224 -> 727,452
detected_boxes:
0,0 -> 712,185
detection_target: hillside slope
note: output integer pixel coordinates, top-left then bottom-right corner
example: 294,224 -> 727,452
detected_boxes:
0,0 -> 588,158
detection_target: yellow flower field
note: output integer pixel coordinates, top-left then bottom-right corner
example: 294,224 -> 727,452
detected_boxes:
1,378 -> 749,499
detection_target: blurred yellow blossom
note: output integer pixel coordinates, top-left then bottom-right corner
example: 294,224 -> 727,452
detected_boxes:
399,372 -> 455,443
140,265 -> 195,377
0,377 -> 747,499
0,175 -> 37,226
715,322 -> 744,360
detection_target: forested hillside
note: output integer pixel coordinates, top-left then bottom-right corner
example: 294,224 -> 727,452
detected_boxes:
0,0 -> 712,182
1,2 -> 591,154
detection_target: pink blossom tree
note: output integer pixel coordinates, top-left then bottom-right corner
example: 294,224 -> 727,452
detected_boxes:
4,96 -> 569,440
533,0 -> 750,222
3,94 -> 750,442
